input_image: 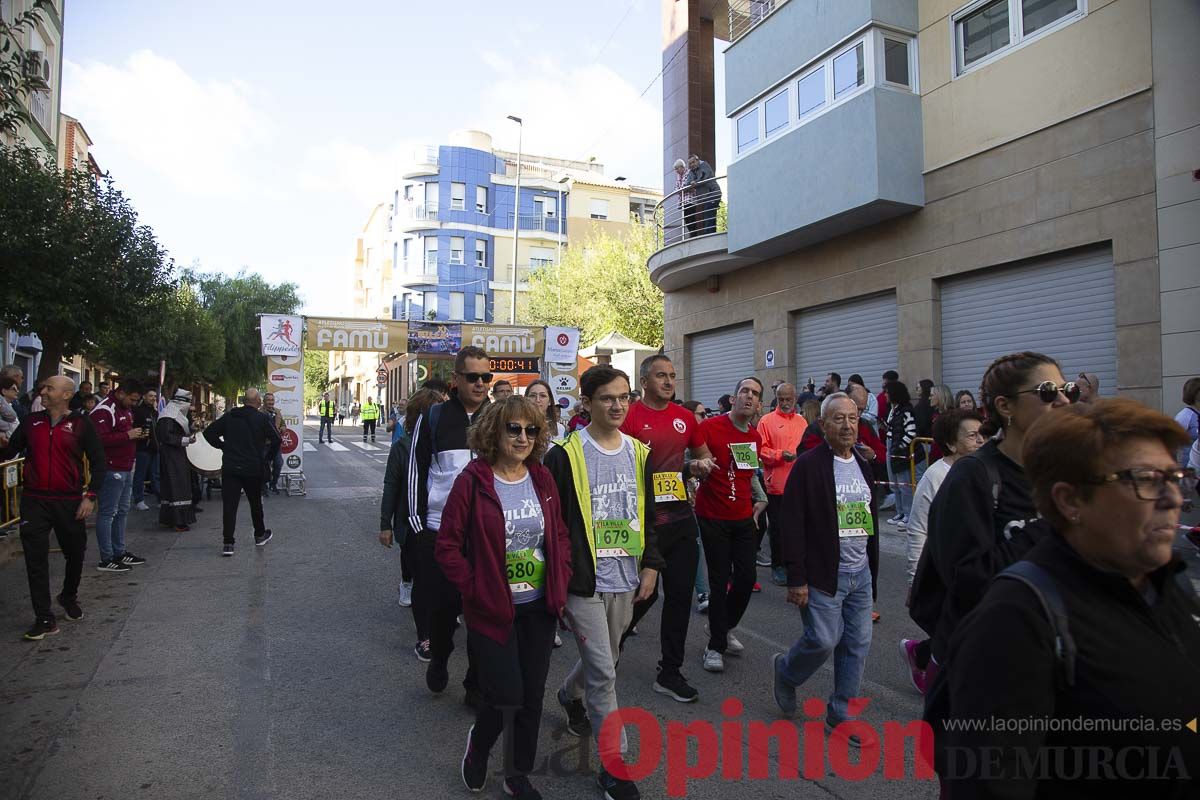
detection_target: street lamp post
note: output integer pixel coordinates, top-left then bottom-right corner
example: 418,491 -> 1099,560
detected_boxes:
556,174 -> 569,266
507,114 -> 523,325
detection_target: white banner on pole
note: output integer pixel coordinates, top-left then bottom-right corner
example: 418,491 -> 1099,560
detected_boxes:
261,315 -> 304,357
544,327 -> 580,364
266,353 -> 304,475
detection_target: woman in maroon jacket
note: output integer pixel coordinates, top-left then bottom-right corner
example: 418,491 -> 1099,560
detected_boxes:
435,396 -> 572,800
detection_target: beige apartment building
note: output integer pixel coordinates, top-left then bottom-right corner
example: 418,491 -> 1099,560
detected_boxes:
653,0 -> 1198,412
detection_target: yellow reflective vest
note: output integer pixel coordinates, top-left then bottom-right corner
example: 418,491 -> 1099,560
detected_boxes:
361,402 -> 379,421
320,400 -> 336,418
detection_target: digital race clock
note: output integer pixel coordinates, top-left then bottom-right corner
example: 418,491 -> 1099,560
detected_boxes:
489,357 -> 541,374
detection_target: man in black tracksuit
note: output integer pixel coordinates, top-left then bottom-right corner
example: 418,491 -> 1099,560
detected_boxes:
407,345 -> 491,703
2,375 -> 107,640
204,389 -> 281,556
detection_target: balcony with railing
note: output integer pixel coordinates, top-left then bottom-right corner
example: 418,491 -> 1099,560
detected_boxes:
400,146 -> 440,179
728,0 -> 788,42
395,202 -> 441,232
28,89 -> 52,134
394,258 -> 439,289
502,213 -> 566,236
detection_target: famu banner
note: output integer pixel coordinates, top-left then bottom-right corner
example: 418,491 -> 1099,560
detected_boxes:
461,325 -> 545,357
307,317 -> 408,352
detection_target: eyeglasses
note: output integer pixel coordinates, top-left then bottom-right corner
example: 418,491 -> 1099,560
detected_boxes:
1088,468 -> 1196,501
592,394 -> 632,407
1012,381 -> 1080,404
457,371 -> 493,385
505,422 -> 541,439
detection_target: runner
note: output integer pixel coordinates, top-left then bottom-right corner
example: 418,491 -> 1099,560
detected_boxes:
408,346 -> 491,701
756,382 -> 806,586
544,365 -> 663,800
618,354 -> 716,703
694,377 -> 766,673
1,376 -> 106,640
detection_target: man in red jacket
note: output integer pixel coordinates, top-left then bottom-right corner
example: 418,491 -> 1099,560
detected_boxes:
1,376 -> 107,640
91,380 -> 149,572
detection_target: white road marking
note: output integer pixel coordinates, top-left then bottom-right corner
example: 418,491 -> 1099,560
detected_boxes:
352,441 -> 378,450
326,442 -> 350,452
302,442 -> 317,452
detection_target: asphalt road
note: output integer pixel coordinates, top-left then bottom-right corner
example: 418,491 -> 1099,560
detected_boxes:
1,419 -> 1195,799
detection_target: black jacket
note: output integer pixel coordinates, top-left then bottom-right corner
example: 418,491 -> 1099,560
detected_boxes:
132,403 -> 158,453
543,435 -> 665,598
779,442 -> 879,598
942,533 -> 1200,799
203,405 -> 281,478
380,431 -> 409,537
910,441 -> 1049,662
407,393 -> 487,535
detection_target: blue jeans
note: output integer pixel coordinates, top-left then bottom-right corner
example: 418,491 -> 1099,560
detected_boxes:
95,470 -> 133,562
777,564 -> 873,726
887,456 -> 927,518
693,534 -> 709,596
132,450 -> 158,504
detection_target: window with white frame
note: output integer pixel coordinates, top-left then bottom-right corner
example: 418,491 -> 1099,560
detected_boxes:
475,185 -> 488,213
833,42 -> 865,99
424,182 -> 439,210
450,182 -> 466,210
737,107 -> 759,153
589,198 -> 609,220
882,37 -> 911,87
534,196 -> 557,218
954,0 -> 1083,75
796,66 -> 826,117
402,238 -> 411,267
475,293 -> 486,321
530,246 -> 555,269
423,291 -> 438,316
449,237 -> 465,264
424,236 -> 438,268
475,239 -> 486,267
403,184 -> 413,201
764,89 -> 788,138
449,292 -> 465,320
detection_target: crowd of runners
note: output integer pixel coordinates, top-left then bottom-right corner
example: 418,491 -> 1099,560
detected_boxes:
375,346 -> 1200,799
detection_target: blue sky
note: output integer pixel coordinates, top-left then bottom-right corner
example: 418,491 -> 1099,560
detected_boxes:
62,1 -> 728,315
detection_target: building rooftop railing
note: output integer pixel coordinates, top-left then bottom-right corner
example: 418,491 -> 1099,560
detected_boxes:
728,0 -> 788,42
503,213 -> 566,235
652,174 -> 728,250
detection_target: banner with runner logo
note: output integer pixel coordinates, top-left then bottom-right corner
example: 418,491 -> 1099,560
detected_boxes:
260,315 -> 303,357
266,353 -> 305,475
544,326 -> 580,364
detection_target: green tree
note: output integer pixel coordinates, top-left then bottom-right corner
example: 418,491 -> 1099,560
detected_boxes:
187,268 -> 301,400
303,347 -> 329,409
0,144 -> 176,381
1,0 -> 51,138
89,283 -> 225,389
525,221 -> 663,348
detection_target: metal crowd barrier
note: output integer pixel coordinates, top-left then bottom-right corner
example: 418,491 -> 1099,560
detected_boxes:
1,457 -> 24,530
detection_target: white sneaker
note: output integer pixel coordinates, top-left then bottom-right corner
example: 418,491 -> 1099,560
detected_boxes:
134,501 -> 150,511
726,630 -> 745,655
897,517 -> 908,531
888,514 -> 905,525
553,631 -> 563,648
397,581 -> 413,607
702,648 -> 725,673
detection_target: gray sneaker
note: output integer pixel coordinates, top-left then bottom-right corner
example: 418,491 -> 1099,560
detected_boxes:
773,653 -> 797,715
702,648 -> 724,673
726,630 -> 745,655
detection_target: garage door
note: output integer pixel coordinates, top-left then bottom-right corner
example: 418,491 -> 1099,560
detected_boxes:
795,293 -> 899,391
688,323 -> 755,408
940,248 -> 1115,398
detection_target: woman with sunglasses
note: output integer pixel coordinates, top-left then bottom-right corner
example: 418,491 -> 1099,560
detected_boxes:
435,396 -> 572,799
909,352 -> 1076,674
941,398 -> 1199,797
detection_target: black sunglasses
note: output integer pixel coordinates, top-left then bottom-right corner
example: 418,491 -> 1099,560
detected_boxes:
505,422 -> 541,439
457,371 -> 493,384
1013,380 -> 1080,404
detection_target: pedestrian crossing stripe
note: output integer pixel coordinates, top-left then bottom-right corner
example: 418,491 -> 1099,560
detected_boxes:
352,441 -> 379,451
303,442 -> 317,452
326,442 -> 349,452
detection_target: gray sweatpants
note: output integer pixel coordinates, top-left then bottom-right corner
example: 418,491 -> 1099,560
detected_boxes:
562,591 -> 635,759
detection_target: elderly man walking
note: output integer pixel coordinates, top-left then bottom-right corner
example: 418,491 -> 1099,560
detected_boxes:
204,389 -> 281,556
773,392 -> 879,748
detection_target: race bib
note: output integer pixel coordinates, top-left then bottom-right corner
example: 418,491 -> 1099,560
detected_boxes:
729,441 -> 760,470
837,501 -> 874,538
652,471 -> 687,503
506,548 -> 546,594
594,518 -> 644,559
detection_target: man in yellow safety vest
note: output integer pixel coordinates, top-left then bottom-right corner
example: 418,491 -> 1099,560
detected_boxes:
361,398 -> 380,443
319,393 -> 337,444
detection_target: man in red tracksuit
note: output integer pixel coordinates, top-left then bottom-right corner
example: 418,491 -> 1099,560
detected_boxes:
0,376 -> 106,640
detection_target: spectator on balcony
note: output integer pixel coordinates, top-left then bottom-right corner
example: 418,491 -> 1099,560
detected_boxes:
686,154 -> 721,235
673,158 -> 695,240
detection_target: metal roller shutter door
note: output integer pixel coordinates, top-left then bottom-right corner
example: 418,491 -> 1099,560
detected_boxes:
940,248 -> 1116,399
688,324 -> 755,408
795,293 -> 899,390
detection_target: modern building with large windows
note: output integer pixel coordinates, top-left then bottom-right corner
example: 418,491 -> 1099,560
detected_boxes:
652,0 -> 1198,413
389,129 -> 660,325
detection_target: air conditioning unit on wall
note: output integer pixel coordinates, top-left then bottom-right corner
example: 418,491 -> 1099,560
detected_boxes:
24,51 -> 50,89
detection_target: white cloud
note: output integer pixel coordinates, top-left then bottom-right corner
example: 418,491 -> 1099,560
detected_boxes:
62,50 -> 272,196
475,59 -> 663,190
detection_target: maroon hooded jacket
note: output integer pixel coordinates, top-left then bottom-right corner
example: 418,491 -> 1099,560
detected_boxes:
90,393 -> 137,472
435,458 -> 572,645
